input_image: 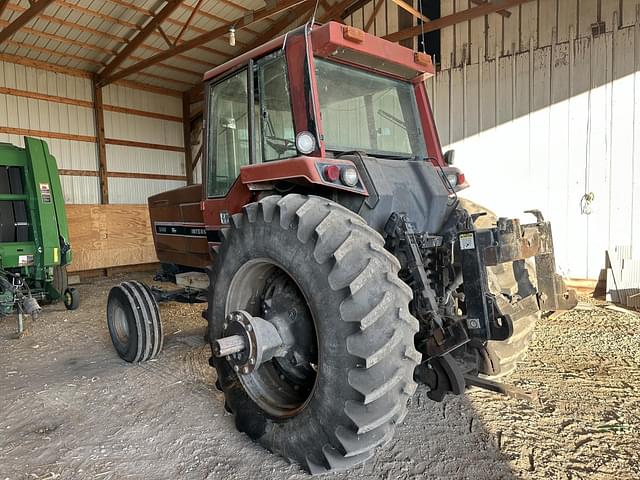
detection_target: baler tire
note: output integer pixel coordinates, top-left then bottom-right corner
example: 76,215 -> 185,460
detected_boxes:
107,280 -> 163,363
209,194 -> 420,474
458,198 -> 539,378
63,287 -> 80,310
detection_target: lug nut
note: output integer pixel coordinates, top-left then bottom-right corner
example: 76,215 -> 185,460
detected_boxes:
233,365 -> 239,372
249,358 -> 256,365
242,366 -> 250,374
246,324 -> 252,332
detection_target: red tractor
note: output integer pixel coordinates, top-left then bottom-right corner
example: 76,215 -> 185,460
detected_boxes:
106,22 -> 576,474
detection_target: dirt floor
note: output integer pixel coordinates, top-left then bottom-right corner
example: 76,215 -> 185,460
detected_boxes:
1,273 -> 639,480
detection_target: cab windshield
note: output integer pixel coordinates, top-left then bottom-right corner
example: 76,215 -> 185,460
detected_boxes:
314,58 -> 426,159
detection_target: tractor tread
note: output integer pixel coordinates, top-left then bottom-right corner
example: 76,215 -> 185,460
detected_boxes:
211,194 -> 419,474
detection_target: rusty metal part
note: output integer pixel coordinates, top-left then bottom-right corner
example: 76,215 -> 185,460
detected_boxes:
463,374 -> 539,404
459,210 -> 577,315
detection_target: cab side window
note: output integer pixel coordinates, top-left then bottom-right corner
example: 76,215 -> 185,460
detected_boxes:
257,54 -> 296,162
207,68 -> 249,197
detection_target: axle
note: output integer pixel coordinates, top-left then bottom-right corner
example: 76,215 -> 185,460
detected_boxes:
213,310 -> 284,374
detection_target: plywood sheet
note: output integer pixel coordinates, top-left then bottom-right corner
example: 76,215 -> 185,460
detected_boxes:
66,204 -> 158,272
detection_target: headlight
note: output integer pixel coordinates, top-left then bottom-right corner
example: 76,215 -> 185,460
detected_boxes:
295,131 -> 316,154
446,173 -> 458,186
340,166 -> 359,187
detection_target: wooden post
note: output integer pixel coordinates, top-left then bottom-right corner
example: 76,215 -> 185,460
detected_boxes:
93,81 -> 109,204
183,91 -> 193,185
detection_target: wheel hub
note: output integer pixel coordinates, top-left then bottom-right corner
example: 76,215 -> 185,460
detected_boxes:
214,310 -> 284,374
219,258 -> 319,418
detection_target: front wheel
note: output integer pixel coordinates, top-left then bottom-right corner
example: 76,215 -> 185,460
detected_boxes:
209,195 -> 420,474
63,287 -> 80,310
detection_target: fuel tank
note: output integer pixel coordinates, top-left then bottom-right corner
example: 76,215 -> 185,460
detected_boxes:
353,156 -> 456,235
147,184 -> 209,269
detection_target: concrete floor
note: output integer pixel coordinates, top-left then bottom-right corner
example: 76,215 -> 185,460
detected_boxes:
1,273 -> 639,480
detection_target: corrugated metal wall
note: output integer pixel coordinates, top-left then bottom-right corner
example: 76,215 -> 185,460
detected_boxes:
429,0 -> 640,279
102,84 -> 185,204
0,60 -> 185,204
0,60 -> 100,203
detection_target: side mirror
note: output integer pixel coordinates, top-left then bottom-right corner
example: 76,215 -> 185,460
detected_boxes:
443,149 -> 455,165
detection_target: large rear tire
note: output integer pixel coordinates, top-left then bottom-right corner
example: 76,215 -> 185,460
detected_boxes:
209,194 -> 420,474
458,198 -> 539,377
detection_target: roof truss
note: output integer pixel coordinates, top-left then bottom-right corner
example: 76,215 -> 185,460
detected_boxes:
0,0 -> 55,44
384,0 -> 533,43
97,0 -> 308,87
100,0 -> 185,80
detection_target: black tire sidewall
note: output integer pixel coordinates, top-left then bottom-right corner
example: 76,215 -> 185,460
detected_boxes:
107,287 -> 140,363
64,287 -> 79,310
210,212 -> 362,462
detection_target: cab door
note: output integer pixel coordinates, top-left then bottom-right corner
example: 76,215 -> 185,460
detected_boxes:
202,65 -> 254,234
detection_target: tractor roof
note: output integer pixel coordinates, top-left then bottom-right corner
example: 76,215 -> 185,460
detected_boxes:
203,21 -> 434,84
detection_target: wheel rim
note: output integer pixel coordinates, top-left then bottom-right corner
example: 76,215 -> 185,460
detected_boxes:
225,258 -> 318,418
111,303 -> 130,345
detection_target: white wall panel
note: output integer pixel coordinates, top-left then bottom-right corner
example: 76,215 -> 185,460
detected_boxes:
59,176 -> 101,204
102,84 -> 182,117
108,178 -> 186,204
435,22 -> 640,280
104,111 -> 183,147
106,144 -> 185,176
1,58 -> 186,204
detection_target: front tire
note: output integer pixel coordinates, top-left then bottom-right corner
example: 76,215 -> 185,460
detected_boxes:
209,194 -> 420,474
107,281 -> 163,363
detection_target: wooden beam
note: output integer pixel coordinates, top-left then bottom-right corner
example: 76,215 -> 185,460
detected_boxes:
103,104 -> 182,123
0,126 -> 94,142
0,0 -> 11,18
5,2 -> 228,68
0,88 -> 190,124
186,0 -> 315,101
244,1 -> 314,51
157,25 -> 173,48
94,84 -> 109,204
339,0 -> 374,20
389,0 -> 430,23
114,79 -> 182,98
470,0 -> 511,17
107,171 -> 187,181
0,52 -> 92,78
383,0 -> 533,43
0,86 -> 93,108
98,0 -> 307,86
173,0 -> 205,46
100,0 -> 184,81
58,170 -> 187,181
321,0 -> 365,23
0,0 -> 54,44
364,0 -> 385,32
183,92 -> 193,185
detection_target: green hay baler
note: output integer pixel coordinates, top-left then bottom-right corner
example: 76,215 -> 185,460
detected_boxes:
0,136 -> 79,334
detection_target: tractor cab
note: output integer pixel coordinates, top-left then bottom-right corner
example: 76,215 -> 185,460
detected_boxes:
197,21 -> 463,234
